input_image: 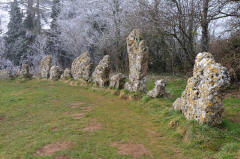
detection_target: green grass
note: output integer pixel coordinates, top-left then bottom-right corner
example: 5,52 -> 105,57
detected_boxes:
0,78 -> 239,159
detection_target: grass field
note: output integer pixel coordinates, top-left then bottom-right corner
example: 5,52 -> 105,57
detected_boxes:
0,77 -> 239,159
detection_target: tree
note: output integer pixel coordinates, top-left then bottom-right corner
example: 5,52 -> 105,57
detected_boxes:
24,0 -> 34,33
200,0 -> 239,52
4,0 -> 25,65
46,0 -> 70,67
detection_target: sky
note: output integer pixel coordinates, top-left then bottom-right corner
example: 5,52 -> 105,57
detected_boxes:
0,0 -> 11,35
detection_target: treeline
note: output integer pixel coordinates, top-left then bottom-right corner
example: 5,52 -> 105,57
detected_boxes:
0,0 -> 239,80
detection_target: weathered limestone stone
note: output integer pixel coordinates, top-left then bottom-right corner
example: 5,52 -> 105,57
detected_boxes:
49,66 -> 63,81
147,80 -> 166,98
0,69 -> 12,80
125,29 -> 149,92
61,68 -> 72,80
19,64 -> 32,79
173,52 -> 230,126
71,51 -> 93,81
92,55 -> 111,87
40,55 -> 52,78
110,73 -> 126,89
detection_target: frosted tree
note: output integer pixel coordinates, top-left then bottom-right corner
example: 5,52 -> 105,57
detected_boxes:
4,0 -> 26,66
57,0 -> 135,70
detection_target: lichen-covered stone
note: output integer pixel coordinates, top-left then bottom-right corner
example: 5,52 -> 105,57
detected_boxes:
61,68 -> 72,80
110,73 -> 126,89
92,55 -> 111,87
19,64 -> 32,79
0,69 -> 13,80
40,55 -> 52,78
49,66 -> 63,81
173,52 -> 230,126
71,51 -> 93,81
147,80 -> 166,98
125,29 -> 149,92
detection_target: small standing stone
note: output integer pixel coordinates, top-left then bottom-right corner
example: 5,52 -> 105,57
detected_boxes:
147,80 -> 166,98
110,73 -> 126,89
49,66 -> 63,81
71,51 -> 93,81
173,52 -> 230,126
125,29 -> 149,92
92,55 -> 111,87
40,55 -> 52,78
61,68 -> 72,80
19,64 -> 32,79
0,69 -> 13,80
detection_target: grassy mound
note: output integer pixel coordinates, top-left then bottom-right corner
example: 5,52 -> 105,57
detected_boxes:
0,77 -> 239,159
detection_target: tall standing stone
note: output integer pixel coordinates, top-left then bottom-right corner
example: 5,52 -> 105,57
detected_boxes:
92,55 -> 111,87
40,55 -> 52,79
125,29 -> 149,92
173,52 -> 230,126
71,51 -> 93,81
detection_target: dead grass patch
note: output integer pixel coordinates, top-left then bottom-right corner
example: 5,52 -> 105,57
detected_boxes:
35,141 -> 72,156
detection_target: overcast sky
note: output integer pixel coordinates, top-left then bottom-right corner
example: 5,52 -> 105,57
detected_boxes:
0,0 -> 12,35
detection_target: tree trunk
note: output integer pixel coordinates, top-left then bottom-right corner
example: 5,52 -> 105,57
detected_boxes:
201,0 -> 209,52
35,0 -> 41,34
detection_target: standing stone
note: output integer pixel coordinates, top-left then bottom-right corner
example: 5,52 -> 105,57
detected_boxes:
92,55 -> 111,87
110,73 -> 126,89
71,51 -> 93,81
173,52 -> 230,126
147,80 -> 166,98
40,55 -> 52,78
19,64 -> 32,79
125,29 -> 149,92
49,66 -> 63,81
0,69 -> 13,80
61,68 -> 72,80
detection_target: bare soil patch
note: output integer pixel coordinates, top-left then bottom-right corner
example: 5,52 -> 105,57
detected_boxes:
71,105 -> 79,109
147,129 -> 157,137
111,142 -> 150,158
81,106 -> 92,112
53,155 -> 73,159
35,141 -> 72,156
224,88 -> 240,98
0,115 -> 5,121
54,155 -> 71,159
70,102 -> 86,108
50,127 -> 59,131
70,113 -> 85,119
83,119 -> 102,132
224,112 -> 240,123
